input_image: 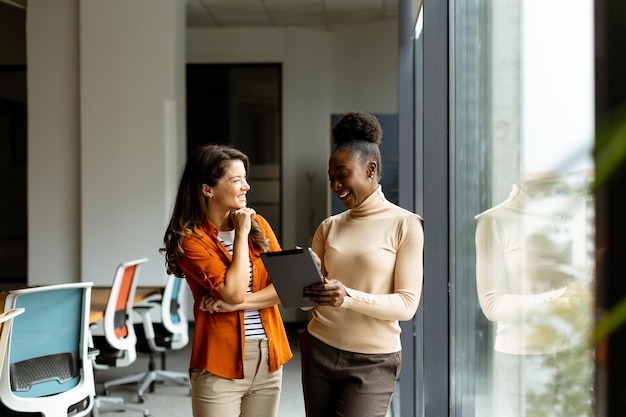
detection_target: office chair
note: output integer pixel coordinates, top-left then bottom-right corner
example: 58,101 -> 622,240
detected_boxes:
103,275 -> 190,402
90,257 -> 150,417
0,283 -> 95,417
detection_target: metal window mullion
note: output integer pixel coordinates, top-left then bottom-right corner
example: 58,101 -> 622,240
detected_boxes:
398,1 -> 417,417
422,1 -> 450,417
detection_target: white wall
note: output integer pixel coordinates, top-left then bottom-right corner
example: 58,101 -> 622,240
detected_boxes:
79,0 -> 186,286
27,0 -> 81,286
331,19 -> 399,114
27,0 -> 186,287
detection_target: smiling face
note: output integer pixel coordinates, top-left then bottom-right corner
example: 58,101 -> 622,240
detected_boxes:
328,148 -> 378,209
203,159 -> 250,211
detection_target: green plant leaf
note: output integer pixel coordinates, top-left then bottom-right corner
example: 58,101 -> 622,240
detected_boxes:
595,296 -> 626,343
595,106 -> 626,187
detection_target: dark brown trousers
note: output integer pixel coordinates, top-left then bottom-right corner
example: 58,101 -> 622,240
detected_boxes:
299,329 -> 401,417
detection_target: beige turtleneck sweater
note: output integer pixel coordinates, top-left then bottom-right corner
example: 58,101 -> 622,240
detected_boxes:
309,186 -> 424,354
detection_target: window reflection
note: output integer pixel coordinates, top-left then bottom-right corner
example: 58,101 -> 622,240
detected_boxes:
448,0 -> 596,415
475,174 -> 594,416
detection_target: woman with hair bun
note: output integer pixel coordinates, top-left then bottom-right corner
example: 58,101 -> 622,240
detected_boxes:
300,111 -> 424,417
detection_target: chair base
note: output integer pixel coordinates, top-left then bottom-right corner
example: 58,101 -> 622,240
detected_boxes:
92,396 -> 151,417
103,370 -> 190,403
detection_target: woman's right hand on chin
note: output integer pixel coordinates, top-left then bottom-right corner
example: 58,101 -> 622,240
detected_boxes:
230,207 -> 256,234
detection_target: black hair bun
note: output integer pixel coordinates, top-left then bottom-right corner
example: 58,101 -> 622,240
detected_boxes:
332,111 -> 383,146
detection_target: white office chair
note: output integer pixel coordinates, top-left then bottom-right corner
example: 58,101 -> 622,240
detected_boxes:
90,258 -> 151,417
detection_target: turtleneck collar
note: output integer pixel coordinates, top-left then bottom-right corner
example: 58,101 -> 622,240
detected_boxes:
349,185 -> 389,218
475,184 -> 526,219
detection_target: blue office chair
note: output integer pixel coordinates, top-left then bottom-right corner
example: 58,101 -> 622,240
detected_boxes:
0,282 -> 95,417
104,275 -> 190,402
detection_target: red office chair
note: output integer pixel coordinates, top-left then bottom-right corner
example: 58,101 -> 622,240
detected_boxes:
105,275 -> 190,402
90,258 -> 150,417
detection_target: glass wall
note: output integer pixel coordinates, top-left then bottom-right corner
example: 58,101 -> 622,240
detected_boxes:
448,1 -> 596,416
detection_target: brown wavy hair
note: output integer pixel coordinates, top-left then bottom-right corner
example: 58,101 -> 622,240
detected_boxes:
161,144 -> 269,277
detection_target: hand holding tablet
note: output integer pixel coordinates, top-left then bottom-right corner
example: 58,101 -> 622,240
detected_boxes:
260,248 -> 324,308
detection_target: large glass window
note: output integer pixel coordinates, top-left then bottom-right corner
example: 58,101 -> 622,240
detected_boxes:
449,1 -> 595,416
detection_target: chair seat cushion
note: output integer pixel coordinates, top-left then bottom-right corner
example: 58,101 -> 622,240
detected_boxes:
92,335 -> 126,366
134,323 -> 173,353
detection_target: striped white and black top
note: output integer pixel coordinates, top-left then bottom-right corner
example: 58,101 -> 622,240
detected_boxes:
218,230 -> 267,340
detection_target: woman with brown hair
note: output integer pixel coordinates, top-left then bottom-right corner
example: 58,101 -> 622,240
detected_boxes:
161,144 -> 292,417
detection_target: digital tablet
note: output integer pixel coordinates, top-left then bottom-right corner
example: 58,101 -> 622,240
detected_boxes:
260,248 -> 324,308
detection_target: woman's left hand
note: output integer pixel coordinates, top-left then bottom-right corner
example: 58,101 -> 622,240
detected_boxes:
199,294 -> 235,313
302,278 -> 348,307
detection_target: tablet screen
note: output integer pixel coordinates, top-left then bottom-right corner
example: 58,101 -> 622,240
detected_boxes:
261,248 -> 323,308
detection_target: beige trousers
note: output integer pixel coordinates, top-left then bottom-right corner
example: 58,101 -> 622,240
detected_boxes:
190,338 -> 283,417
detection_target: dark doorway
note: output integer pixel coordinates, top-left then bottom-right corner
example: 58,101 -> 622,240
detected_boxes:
186,63 -> 282,239
0,66 -> 27,287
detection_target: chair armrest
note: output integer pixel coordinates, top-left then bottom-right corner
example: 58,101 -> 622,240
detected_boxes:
133,305 -> 166,353
0,307 -> 25,323
88,348 -> 100,360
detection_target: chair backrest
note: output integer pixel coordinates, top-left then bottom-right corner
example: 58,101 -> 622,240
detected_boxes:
101,258 -> 148,364
0,282 -> 95,417
160,276 -> 189,349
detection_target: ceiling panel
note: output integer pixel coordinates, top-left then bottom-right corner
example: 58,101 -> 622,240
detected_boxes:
2,0 -> 399,32
187,0 -> 397,31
